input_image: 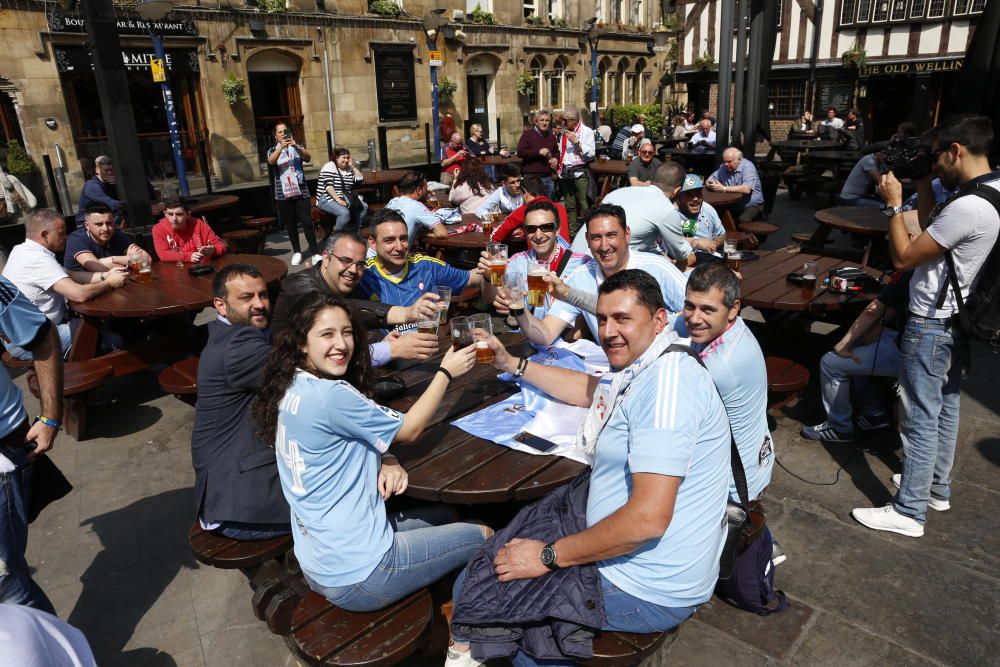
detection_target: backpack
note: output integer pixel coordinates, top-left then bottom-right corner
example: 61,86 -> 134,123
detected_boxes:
939,182 -> 1000,349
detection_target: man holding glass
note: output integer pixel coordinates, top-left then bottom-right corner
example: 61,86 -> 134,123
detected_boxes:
63,203 -> 150,273
513,204 -> 687,348
479,200 -> 591,325
271,229 -> 442,365
356,209 -> 483,335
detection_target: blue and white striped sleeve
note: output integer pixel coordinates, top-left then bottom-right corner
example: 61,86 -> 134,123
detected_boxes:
0,276 -> 49,349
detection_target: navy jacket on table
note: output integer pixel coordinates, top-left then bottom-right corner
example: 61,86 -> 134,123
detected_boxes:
191,319 -> 289,525
452,472 -> 604,661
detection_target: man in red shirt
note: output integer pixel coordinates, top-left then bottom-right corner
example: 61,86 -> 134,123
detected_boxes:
152,196 -> 228,263
440,133 -> 468,187
490,176 -> 569,243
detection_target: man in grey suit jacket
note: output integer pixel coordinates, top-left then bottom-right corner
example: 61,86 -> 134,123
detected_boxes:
190,263 -> 290,540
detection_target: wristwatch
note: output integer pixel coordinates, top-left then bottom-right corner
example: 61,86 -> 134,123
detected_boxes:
882,205 -> 904,218
540,542 -> 561,571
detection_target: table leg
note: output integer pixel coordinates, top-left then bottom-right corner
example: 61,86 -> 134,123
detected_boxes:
599,175 -> 613,201
859,239 -> 874,268
719,208 -> 738,233
802,224 -> 832,254
68,315 -> 101,363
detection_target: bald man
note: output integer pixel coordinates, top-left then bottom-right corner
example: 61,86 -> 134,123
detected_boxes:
441,132 -> 468,186
706,147 -> 765,222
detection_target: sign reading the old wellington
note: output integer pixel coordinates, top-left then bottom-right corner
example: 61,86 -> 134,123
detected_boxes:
47,9 -> 198,36
860,58 -> 963,76
374,47 -> 417,123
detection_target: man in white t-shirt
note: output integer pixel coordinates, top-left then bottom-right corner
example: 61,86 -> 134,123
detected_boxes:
852,115 -> 1000,538
514,203 -> 687,347
1,209 -> 127,359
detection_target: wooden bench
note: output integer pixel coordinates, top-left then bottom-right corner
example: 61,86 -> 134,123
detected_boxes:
765,356 -> 810,410
27,358 -> 114,439
244,217 -> 277,253
739,221 -> 779,246
584,628 -> 679,666
188,521 -> 292,570
158,357 -> 199,405
222,229 -> 262,254
1,351 -> 34,369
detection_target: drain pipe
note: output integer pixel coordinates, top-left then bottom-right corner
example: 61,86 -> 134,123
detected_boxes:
321,25 -> 335,151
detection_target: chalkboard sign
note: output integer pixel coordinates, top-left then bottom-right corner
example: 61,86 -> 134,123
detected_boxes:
818,82 -> 853,114
374,47 -> 417,123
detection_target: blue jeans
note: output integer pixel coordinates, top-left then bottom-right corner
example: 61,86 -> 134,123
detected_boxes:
820,331 -> 901,433
538,176 -> 555,200
452,571 -> 696,667
6,320 -> 123,362
214,520 -> 291,541
894,316 -> 962,523
304,505 -> 484,612
318,197 -> 368,231
0,434 -> 55,613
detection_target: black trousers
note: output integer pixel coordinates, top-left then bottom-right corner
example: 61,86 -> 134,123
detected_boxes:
276,196 -> 318,256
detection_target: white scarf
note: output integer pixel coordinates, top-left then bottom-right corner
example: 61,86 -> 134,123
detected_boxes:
576,329 -> 683,458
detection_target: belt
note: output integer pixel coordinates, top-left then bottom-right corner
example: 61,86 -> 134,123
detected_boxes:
0,419 -> 29,450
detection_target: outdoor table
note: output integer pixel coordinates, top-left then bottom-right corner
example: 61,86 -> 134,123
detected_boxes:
802,206 -> 889,267
480,155 -> 522,166
703,189 -> 745,232
69,254 -> 287,366
423,213 -> 525,264
354,168 -> 412,201
767,139 -> 843,163
738,249 -> 880,313
590,158 -> 629,200
150,193 -> 241,228
666,148 -> 717,177
385,333 -> 585,503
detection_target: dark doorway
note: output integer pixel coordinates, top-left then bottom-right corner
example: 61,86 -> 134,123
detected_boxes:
686,82 -> 711,116
248,71 -> 303,164
868,74 -> 915,140
467,75 -> 490,139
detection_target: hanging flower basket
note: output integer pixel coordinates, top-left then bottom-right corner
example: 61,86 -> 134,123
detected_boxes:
842,46 -> 866,69
222,71 -> 248,105
439,76 -> 458,104
516,70 -> 535,96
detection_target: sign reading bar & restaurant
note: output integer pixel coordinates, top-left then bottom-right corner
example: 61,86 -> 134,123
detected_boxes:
860,58 -> 963,76
47,9 -> 198,36
374,46 -> 417,123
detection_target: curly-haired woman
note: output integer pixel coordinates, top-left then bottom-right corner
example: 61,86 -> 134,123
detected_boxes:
254,292 -> 490,612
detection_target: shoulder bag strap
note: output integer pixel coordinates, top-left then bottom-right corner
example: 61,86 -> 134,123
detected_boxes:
554,246 -> 572,277
664,343 -> 749,509
936,184 -> 1000,317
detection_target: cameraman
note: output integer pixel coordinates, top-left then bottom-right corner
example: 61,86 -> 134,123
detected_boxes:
851,115 -> 1000,538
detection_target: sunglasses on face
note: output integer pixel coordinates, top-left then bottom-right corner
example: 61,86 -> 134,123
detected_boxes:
639,151 -> 655,156
524,223 -> 557,234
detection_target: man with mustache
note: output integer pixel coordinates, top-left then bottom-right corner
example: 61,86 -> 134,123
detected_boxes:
271,229 -> 442,364
191,264 -> 290,541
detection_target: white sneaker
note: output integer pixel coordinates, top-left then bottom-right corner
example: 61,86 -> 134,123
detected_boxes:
290,252 -> 303,266
444,647 -> 484,667
311,254 -> 323,266
851,504 -> 924,537
891,474 -> 951,511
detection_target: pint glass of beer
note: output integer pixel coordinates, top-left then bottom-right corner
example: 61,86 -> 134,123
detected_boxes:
486,243 -> 508,287
527,261 -> 548,307
726,251 -> 742,273
802,261 -> 819,289
451,316 -> 473,351
469,314 -> 494,364
416,317 -> 439,336
504,272 -> 526,315
434,286 -> 452,324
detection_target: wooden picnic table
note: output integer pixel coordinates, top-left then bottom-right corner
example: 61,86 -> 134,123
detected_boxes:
150,194 -> 241,229
480,155 -> 522,166
590,158 -> 629,200
702,189 -> 745,233
801,206 -> 889,267
384,333 -> 585,503
739,249 -> 880,313
354,168 -> 413,201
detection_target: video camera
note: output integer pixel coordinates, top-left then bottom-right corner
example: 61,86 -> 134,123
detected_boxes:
874,136 -> 935,180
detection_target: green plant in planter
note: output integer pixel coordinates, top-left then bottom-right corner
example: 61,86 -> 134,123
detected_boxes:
516,70 -> 536,96
584,77 -> 601,97
468,4 -> 496,25
525,13 -> 545,26
551,17 -> 569,28
369,0 -> 401,18
841,46 -> 866,69
222,71 -> 248,105
4,141 -> 36,176
439,76 -> 458,104
257,0 -> 286,12
693,52 -> 715,71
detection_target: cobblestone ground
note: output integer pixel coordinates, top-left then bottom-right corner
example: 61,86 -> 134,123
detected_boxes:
23,187 -> 999,666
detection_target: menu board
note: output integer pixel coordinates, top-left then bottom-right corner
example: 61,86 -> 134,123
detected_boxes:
374,47 -> 417,123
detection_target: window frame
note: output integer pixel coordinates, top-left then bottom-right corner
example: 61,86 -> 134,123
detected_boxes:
767,79 -> 807,120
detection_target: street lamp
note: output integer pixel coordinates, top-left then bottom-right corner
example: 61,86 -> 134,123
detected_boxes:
422,8 -> 448,161
136,0 -> 189,196
584,18 -> 606,130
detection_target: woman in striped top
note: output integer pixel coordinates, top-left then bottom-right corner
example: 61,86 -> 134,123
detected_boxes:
316,147 -> 367,230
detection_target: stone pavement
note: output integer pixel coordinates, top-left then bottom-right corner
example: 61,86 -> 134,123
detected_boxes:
19,187 -> 1000,666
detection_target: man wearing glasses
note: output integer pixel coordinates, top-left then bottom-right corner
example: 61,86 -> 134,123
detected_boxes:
628,139 -> 662,187
270,229 -> 441,364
